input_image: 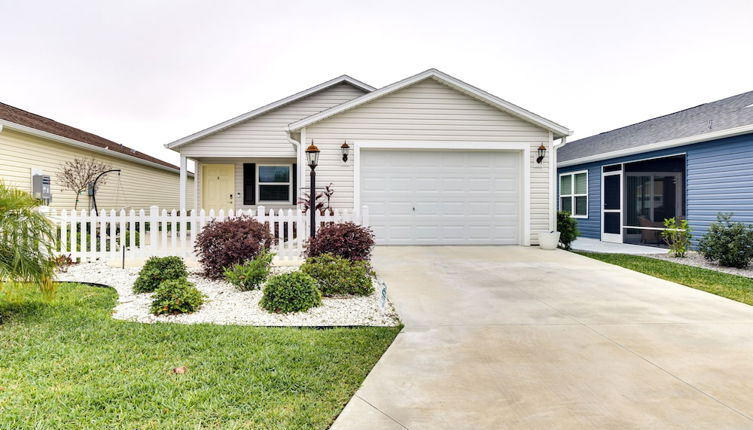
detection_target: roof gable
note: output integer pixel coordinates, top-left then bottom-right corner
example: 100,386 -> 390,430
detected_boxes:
288,69 -> 572,138
166,75 -> 374,149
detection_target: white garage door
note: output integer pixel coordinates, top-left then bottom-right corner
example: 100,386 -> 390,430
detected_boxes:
360,149 -> 521,245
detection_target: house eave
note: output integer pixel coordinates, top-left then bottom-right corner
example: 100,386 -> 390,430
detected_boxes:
557,123 -> 753,168
0,119 -> 192,176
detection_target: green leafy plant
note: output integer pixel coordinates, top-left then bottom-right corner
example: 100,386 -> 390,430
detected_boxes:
698,213 -> 753,268
260,272 -> 322,313
557,211 -> 580,250
133,256 -> 188,293
150,278 -> 205,315
300,253 -> 374,296
661,217 -> 691,258
223,249 -> 275,291
0,183 -> 56,298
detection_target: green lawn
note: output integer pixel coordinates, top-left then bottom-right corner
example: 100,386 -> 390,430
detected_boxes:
577,252 -> 753,306
0,283 -> 400,429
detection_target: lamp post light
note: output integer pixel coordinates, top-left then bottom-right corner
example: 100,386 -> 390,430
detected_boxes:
536,143 -> 547,164
305,142 -> 321,237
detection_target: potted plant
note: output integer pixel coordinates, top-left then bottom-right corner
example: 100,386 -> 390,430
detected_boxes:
538,231 -> 561,250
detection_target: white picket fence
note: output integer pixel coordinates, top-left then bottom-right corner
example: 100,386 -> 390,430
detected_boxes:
47,205 -> 369,263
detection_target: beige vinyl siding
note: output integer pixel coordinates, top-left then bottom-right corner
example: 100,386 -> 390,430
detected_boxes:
304,77 -> 553,244
194,158 -> 296,212
179,83 -> 367,158
0,128 -> 193,211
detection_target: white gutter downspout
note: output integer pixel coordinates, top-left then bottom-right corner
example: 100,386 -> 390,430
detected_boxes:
552,136 -> 567,231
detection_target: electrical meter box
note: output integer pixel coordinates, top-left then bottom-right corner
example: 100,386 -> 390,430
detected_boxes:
32,173 -> 52,204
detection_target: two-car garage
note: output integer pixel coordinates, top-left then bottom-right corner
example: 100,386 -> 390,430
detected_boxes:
359,148 -> 524,245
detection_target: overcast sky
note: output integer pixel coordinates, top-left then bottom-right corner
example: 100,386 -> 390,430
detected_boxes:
1,0 -> 751,166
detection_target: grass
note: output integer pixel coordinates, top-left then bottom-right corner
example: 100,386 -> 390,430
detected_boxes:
577,252 -> 753,306
0,283 -> 400,429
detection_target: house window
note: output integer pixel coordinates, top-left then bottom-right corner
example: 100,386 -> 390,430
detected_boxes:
560,171 -> 588,218
257,165 -> 292,203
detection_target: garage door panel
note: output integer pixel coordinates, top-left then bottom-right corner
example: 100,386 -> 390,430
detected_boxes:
361,149 -> 521,245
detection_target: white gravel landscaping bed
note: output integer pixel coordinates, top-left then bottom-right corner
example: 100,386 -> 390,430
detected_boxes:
57,261 -> 399,327
650,251 -> 753,279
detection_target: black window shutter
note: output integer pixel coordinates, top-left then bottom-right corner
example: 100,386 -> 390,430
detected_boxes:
292,163 -> 297,204
243,163 -> 256,205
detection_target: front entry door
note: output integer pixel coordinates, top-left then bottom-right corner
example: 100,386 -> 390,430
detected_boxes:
601,170 -> 622,243
201,164 -> 234,211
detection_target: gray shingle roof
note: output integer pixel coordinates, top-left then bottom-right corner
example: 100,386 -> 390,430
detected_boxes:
558,90 -> 753,163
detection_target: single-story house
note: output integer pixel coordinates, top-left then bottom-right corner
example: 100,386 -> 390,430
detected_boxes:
166,69 -> 571,245
557,90 -> 753,245
0,102 -> 194,211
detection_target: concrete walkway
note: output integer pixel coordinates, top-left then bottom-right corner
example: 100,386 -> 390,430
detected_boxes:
571,237 -> 668,254
331,246 -> 753,429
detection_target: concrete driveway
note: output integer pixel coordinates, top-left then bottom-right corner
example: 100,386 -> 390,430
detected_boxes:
331,246 -> 753,429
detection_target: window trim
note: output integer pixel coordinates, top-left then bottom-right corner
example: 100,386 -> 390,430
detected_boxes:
559,170 -> 589,219
256,164 -> 293,204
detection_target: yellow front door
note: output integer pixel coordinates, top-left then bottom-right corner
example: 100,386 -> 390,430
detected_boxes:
201,164 -> 235,211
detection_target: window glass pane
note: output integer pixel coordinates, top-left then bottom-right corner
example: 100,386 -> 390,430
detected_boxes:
560,196 -> 572,213
574,173 -> 587,194
575,196 -> 587,216
259,166 -> 290,183
560,175 -> 572,196
259,185 -> 290,201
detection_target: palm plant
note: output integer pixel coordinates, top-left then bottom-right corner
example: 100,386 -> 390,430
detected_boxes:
0,183 -> 57,298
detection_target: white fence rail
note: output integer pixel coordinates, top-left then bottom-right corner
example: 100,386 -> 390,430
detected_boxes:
48,205 -> 369,263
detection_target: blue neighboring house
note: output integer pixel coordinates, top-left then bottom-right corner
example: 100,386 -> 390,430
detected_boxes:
557,90 -> 753,246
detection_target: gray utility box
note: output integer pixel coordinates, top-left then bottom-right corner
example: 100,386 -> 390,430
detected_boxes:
32,173 -> 52,204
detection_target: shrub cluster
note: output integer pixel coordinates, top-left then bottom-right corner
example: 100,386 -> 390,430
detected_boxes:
557,211 -> 579,250
150,279 -> 205,315
305,222 -> 375,262
300,253 -> 373,296
698,213 -> 753,268
224,249 -> 275,291
133,256 -> 188,293
260,272 -> 321,313
194,216 -> 273,279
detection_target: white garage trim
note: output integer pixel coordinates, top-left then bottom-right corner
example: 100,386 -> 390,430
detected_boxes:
353,140 -> 531,246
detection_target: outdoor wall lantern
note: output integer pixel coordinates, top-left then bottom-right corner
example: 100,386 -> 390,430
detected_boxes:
536,143 -> 547,164
341,141 -> 350,163
305,142 -> 321,237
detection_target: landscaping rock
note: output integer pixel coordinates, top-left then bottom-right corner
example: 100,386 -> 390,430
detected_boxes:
58,261 -> 399,327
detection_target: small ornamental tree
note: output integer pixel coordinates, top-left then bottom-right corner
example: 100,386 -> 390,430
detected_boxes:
661,218 -> 691,258
58,157 -> 112,209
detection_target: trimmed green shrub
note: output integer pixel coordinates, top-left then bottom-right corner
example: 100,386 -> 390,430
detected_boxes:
223,249 -> 275,291
305,222 -> 375,262
150,278 -> 205,315
557,211 -> 579,250
661,217 -> 692,258
260,272 -> 322,314
194,216 -> 273,279
300,253 -> 373,296
133,256 -> 188,293
698,213 -> 753,268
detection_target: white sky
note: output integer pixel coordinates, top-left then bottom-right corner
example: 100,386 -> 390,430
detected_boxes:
1,0 -> 751,166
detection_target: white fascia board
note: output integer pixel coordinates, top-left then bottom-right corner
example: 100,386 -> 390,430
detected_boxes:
289,68 -> 573,138
557,123 -> 753,168
0,119 -> 192,176
165,75 -> 374,150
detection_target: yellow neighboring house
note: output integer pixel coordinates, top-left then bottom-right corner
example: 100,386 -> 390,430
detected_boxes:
0,102 -> 193,211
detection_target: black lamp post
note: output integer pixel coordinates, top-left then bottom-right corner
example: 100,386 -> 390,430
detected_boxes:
305,142 -> 320,237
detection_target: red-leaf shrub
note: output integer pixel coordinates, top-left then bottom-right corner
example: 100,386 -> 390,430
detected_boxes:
194,216 -> 273,279
305,222 -> 375,262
